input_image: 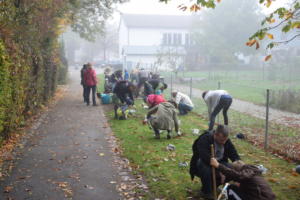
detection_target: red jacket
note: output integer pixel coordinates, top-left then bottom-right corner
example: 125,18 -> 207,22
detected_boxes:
84,68 -> 97,86
147,94 -> 166,108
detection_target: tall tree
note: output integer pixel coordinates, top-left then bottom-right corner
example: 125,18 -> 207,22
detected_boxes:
191,0 -> 264,64
160,0 -> 300,58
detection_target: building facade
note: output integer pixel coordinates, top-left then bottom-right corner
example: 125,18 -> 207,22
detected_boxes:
118,14 -> 195,71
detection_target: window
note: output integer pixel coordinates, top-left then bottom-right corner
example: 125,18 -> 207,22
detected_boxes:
162,33 -> 183,46
178,33 -> 182,45
185,33 -> 190,46
167,33 -> 172,45
162,33 -> 167,45
173,33 -> 178,45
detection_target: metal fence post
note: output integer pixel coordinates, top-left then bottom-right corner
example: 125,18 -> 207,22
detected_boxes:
264,89 -> 270,150
189,77 -> 193,98
217,81 -> 221,123
171,73 -> 173,95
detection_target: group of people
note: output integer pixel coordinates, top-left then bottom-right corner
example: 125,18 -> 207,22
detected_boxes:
80,63 -> 98,106
82,65 -> 276,200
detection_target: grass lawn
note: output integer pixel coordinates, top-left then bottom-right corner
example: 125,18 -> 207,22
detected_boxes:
104,100 -> 300,200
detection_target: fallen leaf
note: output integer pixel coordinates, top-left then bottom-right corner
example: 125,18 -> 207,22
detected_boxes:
4,186 -> 13,193
288,185 -> 297,189
268,178 -> 278,183
84,185 -> 94,190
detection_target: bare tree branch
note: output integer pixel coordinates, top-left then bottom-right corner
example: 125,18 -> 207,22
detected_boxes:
275,33 -> 300,44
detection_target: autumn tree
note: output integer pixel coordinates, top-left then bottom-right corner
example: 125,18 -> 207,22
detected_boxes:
190,0 -> 264,68
160,0 -> 300,60
0,0 -> 125,139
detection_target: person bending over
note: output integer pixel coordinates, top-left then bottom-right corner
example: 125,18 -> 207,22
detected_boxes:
210,159 -> 276,200
202,90 -> 232,131
145,101 -> 179,139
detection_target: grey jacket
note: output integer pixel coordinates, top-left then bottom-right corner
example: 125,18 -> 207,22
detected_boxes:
147,102 -> 179,132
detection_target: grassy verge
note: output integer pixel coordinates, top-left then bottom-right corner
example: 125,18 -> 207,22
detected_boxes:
191,97 -> 300,161
97,74 -> 104,92
105,100 -> 300,200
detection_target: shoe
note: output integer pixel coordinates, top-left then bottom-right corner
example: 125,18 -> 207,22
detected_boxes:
87,103 -> 90,106
167,134 -> 171,139
155,134 -> 160,139
93,104 -> 97,106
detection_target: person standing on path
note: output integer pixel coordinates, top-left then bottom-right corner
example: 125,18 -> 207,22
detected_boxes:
171,91 -> 194,115
80,64 -> 88,103
84,63 -> 98,106
202,90 -> 232,131
124,69 -> 129,81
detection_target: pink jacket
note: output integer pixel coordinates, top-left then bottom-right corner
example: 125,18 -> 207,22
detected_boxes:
147,94 -> 166,107
84,68 -> 97,86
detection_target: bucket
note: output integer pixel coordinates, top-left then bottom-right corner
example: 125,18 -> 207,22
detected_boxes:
101,93 -> 111,104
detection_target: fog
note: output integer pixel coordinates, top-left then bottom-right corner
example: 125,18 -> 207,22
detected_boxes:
63,0 -> 300,90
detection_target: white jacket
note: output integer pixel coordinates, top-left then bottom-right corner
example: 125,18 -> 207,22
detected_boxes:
204,90 -> 229,116
173,92 -> 194,107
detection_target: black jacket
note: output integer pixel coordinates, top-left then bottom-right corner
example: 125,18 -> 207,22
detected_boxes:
189,132 -> 240,180
80,67 -> 87,85
113,80 -> 134,104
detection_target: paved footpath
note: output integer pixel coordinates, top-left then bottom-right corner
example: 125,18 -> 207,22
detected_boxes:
0,70 -> 121,200
174,84 -> 300,128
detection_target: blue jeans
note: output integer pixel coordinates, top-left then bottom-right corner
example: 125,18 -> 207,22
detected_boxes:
178,103 -> 193,115
209,94 -> 232,131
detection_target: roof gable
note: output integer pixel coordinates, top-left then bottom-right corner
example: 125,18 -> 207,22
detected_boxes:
121,14 -> 194,29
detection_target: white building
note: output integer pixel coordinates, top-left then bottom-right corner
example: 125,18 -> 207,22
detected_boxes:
118,14 -> 195,71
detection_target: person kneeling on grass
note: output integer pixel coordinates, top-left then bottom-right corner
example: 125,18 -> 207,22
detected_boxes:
189,125 -> 240,200
171,91 -> 194,115
144,101 -> 180,139
210,158 -> 276,200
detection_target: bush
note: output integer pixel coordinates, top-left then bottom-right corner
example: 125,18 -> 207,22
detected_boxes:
269,89 -> 300,114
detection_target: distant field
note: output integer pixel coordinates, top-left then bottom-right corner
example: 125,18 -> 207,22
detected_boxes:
162,70 -> 300,105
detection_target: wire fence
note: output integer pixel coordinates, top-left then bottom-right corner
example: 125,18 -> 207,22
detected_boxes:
163,72 -> 300,162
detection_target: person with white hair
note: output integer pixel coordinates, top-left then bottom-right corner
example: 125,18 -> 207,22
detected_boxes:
202,90 -> 232,131
171,91 -> 194,115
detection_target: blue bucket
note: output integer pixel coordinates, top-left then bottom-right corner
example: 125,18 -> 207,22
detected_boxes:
101,94 -> 112,104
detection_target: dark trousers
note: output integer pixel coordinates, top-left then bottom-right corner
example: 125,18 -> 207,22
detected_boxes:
196,159 -> 226,194
197,159 -> 213,194
86,85 -> 96,105
209,95 -> 232,131
82,85 -> 88,102
154,128 -> 171,139
227,184 -> 244,200
137,77 -> 148,96
178,103 -> 193,115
